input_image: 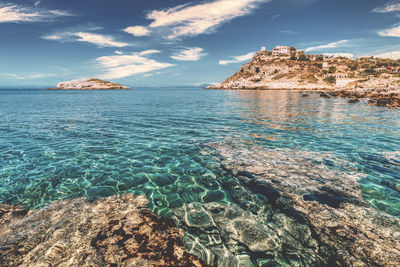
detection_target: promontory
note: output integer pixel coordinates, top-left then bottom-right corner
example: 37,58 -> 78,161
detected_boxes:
207,45 -> 400,91
50,78 -> 130,90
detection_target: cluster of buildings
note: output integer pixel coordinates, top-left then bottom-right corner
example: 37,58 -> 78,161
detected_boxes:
272,46 -> 290,56
376,66 -> 400,73
259,45 -> 291,56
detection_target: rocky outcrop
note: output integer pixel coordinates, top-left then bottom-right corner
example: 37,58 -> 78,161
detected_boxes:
207,53 -> 334,90
52,78 -> 130,90
328,77 -> 400,108
0,194 -> 206,267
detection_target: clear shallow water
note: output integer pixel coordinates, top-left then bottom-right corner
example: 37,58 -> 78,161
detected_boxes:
0,88 -> 400,263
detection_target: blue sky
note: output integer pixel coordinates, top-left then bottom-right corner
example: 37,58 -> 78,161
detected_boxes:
1,0 -> 400,86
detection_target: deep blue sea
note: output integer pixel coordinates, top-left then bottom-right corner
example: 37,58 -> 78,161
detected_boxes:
0,87 -> 399,264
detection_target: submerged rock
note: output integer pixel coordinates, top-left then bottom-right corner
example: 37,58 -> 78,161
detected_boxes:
0,194 -> 206,267
347,98 -> 360,103
52,78 -> 130,90
194,142 -> 400,266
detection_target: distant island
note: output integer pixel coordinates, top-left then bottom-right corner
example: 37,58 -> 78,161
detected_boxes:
49,78 -> 130,90
207,45 -> 400,108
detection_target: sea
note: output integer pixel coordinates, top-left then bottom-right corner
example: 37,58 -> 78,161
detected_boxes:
0,87 -> 399,265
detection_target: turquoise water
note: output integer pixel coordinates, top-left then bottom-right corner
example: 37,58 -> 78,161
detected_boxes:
0,88 -> 400,264
0,88 -> 399,214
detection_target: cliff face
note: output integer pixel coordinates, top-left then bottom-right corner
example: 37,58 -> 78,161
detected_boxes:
54,78 -> 130,90
208,53 -> 334,90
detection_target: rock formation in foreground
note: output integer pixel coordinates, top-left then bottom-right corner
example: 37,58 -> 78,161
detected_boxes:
52,78 -> 130,90
328,77 -> 400,108
0,194 -> 206,267
196,142 -> 400,266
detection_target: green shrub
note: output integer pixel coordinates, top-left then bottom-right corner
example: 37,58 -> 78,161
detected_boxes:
328,66 -> 336,73
314,63 -> 323,69
298,54 -> 310,61
349,62 -> 358,71
324,76 -> 336,84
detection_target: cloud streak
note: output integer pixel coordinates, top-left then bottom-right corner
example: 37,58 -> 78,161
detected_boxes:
124,26 -> 150,36
372,2 -> 400,13
378,24 -> 400,37
0,3 -> 71,23
305,40 -> 349,52
374,50 -> 400,59
96,51 -> 174,79
171,47 -> 206,61
43,31 -> 130,47
5,73 -> 55,80
219,51 -> 255,65
124,0 -> 268,39
323,53 -> 354,59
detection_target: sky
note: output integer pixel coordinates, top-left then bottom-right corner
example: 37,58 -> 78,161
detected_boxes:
1,0 -> 400,87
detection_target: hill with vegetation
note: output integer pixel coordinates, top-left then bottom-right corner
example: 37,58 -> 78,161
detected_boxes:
207,47 -> 400,90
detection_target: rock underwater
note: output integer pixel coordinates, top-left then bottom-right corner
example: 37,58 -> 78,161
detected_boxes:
189,142 -> 400,266
0,194 -> 206,267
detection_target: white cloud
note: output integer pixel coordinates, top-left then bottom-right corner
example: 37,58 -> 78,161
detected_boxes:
96,51 -> 174,79
305,40 -> 349,52
378,24 -> 400,37
0,3 -> 71,23
5,73 -> 55,80
372,2 -> 400,13
171,47 -> 205,61
74,32 -> 129,47
279,29 -> 298,34
374,50 -> 400,59
323,53 -> 355,59
43,32 -> 130,47
143,0 -> 268,39
271,14 -> 280,20
124,26 -> 151,36
139,49 -> 161,56
219,51 -> 255,65
42,34 -> 63,40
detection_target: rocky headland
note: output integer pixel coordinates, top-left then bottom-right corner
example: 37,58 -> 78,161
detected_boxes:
207,47 -> 400,100
51,78 -> 130,90
207,52 -> 334,90
0,194 -> 206,267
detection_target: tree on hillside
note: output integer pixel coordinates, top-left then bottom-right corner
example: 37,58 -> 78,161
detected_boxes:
316,55 -> 324,61
324,76 -> 336,84
314,63 -> 323,69
364,67 -> 375,75
298,54 -> 310,61
328,66 -> 336,73
349,62 -> 359,71
290,47 -> 297,52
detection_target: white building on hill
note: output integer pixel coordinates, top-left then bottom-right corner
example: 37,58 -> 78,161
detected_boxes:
272,46 -> 290,56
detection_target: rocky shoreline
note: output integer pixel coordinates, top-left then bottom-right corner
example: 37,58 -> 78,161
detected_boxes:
0,194 -> 206,267
327,88 -> 400,109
